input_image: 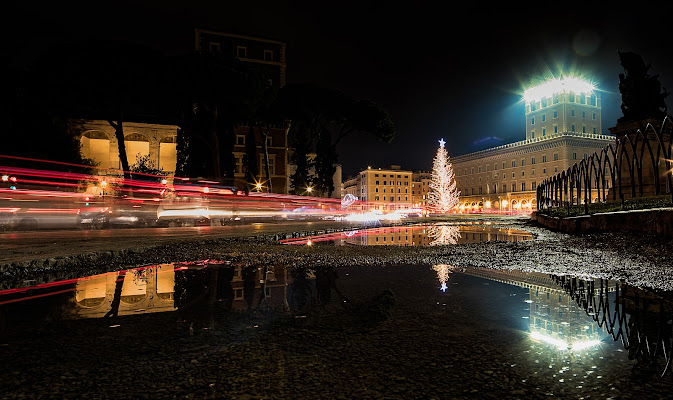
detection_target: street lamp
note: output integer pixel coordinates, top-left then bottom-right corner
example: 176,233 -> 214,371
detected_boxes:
306,186 -> 313,195
101,180 -> 107,202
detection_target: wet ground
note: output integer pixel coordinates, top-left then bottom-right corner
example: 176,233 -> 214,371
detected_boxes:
0,261 -> 671,399
1,219 -> 672,399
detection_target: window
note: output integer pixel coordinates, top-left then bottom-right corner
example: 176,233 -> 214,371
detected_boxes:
593,127 -> 597,134
554,125 -> 558,133
209,42 -> 220,52
532,169 -> 535,176
531,117 -> 535,125
236,135 -> 245,146
266,136 -> 272,147
543,168 -> 546,174
592,112 -> 596,120
531,131 -> 535,138
573,152 -> 577,160
494,163 -> 498,170
569,93 -> 575,102
479,187 -> 482,195
234,154 -> 243,174
375,188 -> 379,193
478,167 -> 482,173
521,171 -> 525,177
502,162 -> 506,169
522,182 -> 526,191
264,50 -> 273,61
511,161 -> 516,167
583,153 -> 588,160
554,166 -> 558,173
375,180 -> 379,185
553,153 -> 559,161
542,128 -> 546,136
512,172 -> 515,178
542,114 -> 546,122
521,159 -> 525,166
571,124 -> 575,132
582,111 -> 586,119
532,181 -> 536,190
236,46 -> 247,57
531,157 -> 536,165
582,125 -> 586,133
553,111 -> 558,119
383,181 -> 387,185
471,168 -> 475,174
259,155 -> 275,175
542,155 -> 547,162
511,183 -> 516,192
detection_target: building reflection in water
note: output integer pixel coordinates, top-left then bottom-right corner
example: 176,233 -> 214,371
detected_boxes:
453,267 -> 673,380
294,223 -> 533,246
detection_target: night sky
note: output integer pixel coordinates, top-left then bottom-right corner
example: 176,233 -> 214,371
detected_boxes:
8,1 -> 673,176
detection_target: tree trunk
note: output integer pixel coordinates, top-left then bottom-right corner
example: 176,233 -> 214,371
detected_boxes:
108,116 -> 132,196
261,126 -> 273,193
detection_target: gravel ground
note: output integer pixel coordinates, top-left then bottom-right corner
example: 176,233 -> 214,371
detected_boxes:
2,215 -> 673,291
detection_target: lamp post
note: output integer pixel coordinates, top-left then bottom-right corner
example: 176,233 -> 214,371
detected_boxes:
100,180 -> 107,203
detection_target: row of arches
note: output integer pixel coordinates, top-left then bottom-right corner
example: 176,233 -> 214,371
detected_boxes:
80,129 -> 177,173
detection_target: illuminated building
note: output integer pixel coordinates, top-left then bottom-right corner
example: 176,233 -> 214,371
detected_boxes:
451,77 -> 615,213
71,119 -> 178,176
342,165 -> 413,212
71,30 -> 294,194
411,171 -> 432,210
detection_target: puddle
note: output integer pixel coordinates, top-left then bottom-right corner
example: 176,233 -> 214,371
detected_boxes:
0,262 -> 671,397
279,223 -> 534,245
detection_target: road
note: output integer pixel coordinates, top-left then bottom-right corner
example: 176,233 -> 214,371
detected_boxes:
0,220 -> 364,265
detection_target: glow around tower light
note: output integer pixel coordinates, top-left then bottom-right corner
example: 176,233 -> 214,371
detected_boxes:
523,77 -> 596,104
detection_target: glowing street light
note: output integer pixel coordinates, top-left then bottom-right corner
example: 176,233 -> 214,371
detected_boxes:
255,182 -> 262,191
306,186 -> 313,194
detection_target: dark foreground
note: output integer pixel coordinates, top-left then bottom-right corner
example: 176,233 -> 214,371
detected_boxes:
1,262 -> 671,400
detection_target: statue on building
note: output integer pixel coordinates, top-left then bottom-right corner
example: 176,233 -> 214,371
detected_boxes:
617,50 -> 669,123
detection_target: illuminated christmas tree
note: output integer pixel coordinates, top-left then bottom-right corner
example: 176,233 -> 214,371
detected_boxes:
428,139 -> 460,213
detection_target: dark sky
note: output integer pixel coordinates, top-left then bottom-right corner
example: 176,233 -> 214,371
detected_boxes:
8,1 -> 673,176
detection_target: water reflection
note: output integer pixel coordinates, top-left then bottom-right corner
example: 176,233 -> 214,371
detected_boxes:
1,262 -> 671,383
280,223 -> 533,246
451,267 -> 673,380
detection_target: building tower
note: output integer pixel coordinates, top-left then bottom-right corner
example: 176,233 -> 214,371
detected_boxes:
524,78 -> 601,140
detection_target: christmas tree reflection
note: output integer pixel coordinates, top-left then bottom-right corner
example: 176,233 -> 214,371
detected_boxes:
427,224 -> 461,246
432,264 -> 453,292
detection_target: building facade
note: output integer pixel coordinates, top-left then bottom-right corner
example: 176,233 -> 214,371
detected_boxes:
342,165 -> 413,212
411,171 -> 432,210
452,78 -> 615,213
195,29 -> 287,91
232,124 -> 291,194
71,119 -> 178,176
